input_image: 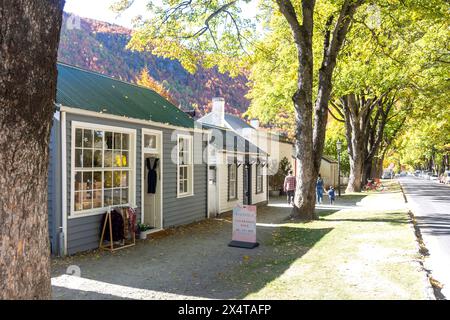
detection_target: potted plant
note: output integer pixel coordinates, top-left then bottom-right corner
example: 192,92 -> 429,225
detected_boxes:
138,223 -> 152,240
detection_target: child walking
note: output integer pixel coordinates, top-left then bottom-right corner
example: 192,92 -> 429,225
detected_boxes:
327,186 -> 336,205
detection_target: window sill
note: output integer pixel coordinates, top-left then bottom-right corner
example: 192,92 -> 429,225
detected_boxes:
69,204 -> 134,219
177,193 -> 194,199
69,210 -> 105,219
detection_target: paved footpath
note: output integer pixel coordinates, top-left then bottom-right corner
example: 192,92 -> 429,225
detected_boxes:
399,177 -> 450,299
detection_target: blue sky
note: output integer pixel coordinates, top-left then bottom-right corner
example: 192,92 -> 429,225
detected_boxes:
64,0 -> 258,29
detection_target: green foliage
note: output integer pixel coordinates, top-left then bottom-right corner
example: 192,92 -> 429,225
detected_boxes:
246,0 -> 449,160
324,120 -> 350,175
270,156 -> 292,191
114,0 -> 256,76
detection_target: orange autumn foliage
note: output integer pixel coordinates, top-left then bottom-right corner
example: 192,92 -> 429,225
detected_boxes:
136,67 -> 178,106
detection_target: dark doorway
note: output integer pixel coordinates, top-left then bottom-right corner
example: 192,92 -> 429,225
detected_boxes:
243,164 -> 252,205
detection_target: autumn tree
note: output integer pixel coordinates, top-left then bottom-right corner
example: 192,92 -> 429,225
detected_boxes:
0,1 -> 65,299
136,67 -> 179,106
247,0 -> 448,193
113,0 -> 365,219
329,1 -> 448,192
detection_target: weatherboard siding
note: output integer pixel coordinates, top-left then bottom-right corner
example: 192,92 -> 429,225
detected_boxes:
48,116 -> 62,255
61,112 -> 207,255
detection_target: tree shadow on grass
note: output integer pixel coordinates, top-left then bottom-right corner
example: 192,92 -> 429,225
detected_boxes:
229,226 -> 334,299
51,220 -> 333,300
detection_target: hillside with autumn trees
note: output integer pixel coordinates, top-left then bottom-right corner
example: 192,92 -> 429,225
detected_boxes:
57,13 -> 249,116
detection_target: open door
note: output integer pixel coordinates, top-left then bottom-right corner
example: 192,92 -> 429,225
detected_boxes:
142,130 -> 163,231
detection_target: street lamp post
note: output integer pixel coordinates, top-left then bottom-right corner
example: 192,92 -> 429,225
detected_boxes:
336,140 -> 342,197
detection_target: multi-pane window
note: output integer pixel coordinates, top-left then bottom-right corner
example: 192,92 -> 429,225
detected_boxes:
256,164 -> 263,194
178,135 -> 193,196
228,164 -> 238,200
73,128 -> 132,213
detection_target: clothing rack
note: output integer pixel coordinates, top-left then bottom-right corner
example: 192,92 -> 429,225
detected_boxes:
99,205 -> 137,252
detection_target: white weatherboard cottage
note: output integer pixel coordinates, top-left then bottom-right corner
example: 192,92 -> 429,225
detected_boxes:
198,98 -> 269,216
198,97 -> 338,192
48,63 -> 210,255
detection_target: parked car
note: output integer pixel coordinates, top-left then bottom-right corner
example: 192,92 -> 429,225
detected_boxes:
414,170 -> 420,177
441,170 -> 450,184
430,174 -> 439,181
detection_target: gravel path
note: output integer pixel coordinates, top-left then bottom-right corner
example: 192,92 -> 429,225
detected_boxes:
51,198 -> 293,300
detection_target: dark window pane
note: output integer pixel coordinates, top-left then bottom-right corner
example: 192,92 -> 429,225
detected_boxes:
114,133 -> 121,150
83,172 -> 92,190
75,172 -> 82,191
104,171 -> 112,188
93,150 -> 102,167
122,133 -> 129,150
82,191 -> 92,210
93,190 -> 102,208
93,171 -> 102,189
113,171 -> 121,188
83,149 -> 93,168
121,171 -> 128,187
104,150 -> 112,167
144,134 -> 156,149
183,181 -> 188,193
83,129 -> 93,148
75,149 -> 82,167
75,129 -> 82,148
94,130 -> 103,149
113,189 -> 121,205
105,132 -> 113,149
104,189 -> 112,206
121,188 -> 128,204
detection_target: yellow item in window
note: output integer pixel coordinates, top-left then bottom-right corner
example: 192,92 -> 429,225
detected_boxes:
122,154 -> 127,167
115,154 -> 122,167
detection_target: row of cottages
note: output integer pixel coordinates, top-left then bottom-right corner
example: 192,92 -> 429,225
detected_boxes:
197,99 -> 269,216
197,98 -> 338,190
48,63 -> 268,256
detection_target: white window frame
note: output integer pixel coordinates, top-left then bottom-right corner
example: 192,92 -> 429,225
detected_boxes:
256,164 -> 263,194
177,134 -> 194,198
228,163 -> 238,200
70,121 -> 136,218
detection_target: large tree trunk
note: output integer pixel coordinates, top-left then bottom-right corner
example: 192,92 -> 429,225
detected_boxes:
0,0 -> 65,299
276,0 -> 363,220
347,150 -> 365,192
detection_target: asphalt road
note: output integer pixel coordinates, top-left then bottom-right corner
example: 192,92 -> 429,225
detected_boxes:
399,176 -> 450,299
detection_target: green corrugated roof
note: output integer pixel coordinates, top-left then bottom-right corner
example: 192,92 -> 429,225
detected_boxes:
56,63 -> 194,128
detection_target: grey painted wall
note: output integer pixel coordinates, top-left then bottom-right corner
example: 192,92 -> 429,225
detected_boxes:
48,111 -> 208,255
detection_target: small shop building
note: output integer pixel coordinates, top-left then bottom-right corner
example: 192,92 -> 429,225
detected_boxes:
198,98 -> 269,216
48,63 -> 209,256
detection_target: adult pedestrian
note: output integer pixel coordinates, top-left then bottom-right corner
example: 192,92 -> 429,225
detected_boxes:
316,174 -> 324,204
284,170 -> 296,205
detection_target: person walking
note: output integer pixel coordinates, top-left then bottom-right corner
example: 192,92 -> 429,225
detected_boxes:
327,186 -> 336,205
284,170 -> 296,205
316,174 -> 324,204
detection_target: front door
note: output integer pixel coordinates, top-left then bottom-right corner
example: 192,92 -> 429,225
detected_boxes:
142,130 -> 163,230
208,165 -> 217,216
243,164 -> 252,205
